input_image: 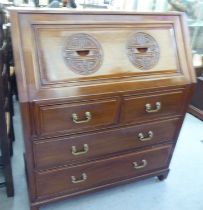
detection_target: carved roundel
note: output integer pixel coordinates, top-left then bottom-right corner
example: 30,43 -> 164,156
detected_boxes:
63,33 -> 103,75
127,32 -> 160,70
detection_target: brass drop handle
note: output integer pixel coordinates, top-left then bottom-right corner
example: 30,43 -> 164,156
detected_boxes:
72,111 -> 92,124
145,102 -> 161,113
133,160 -> 148,169
72,144 -> 89,156
138,131 -> 154,141
71,173 -> 87,184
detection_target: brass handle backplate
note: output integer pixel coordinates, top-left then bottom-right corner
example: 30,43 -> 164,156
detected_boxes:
72,144 -> 89,156
72,111 -> 91,124
133,160 -> 148,169
145,102 -> 161,113
138,131 -> 154,141
71,173 -> 87,184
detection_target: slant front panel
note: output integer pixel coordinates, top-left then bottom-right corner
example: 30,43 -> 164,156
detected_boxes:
34,25 -> 178,84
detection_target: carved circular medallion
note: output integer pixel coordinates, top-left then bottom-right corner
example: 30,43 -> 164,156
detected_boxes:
63,33 -> 103,75
127,32 -> 160,70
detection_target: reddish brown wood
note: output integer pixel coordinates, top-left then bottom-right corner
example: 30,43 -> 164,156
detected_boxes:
188,105 -> 203,120
28,168 -> 169,207
35,145 -> 172,198
8,9 -> 196,210
188,70 -> 203,120
33,118 -> 180,170
34,97 -> 120,137
158,170 -> 169,181
121,89 -> 186,124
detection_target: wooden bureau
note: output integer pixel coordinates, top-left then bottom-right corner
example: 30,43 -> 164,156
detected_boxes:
9,9 -> 195,210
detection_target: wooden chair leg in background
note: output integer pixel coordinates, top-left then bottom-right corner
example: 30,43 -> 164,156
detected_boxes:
0,111 -> 14,197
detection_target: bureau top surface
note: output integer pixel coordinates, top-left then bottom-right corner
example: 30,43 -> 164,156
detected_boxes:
9,9 -> 195,102
8,8 -> 183,15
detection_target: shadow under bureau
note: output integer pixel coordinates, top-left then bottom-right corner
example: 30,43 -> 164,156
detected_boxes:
9,9 -> 196,210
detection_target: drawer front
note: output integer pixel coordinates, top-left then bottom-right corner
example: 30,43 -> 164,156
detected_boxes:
36,145 -> 172,198
121,90 -> 185,124
35,98 -> 119,137
34,118 -> 179,169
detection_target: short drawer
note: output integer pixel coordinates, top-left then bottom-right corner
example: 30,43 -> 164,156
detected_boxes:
34,98 -> 119,137
35,144 -> 172,198
121,90 -> 185,124
34,118 -> 180,169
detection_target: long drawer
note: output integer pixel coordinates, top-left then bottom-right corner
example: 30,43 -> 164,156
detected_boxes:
34,97 -> 119,137
121,90 -> 185,124
35,144 -> 172,198
33,118 -> 180,169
